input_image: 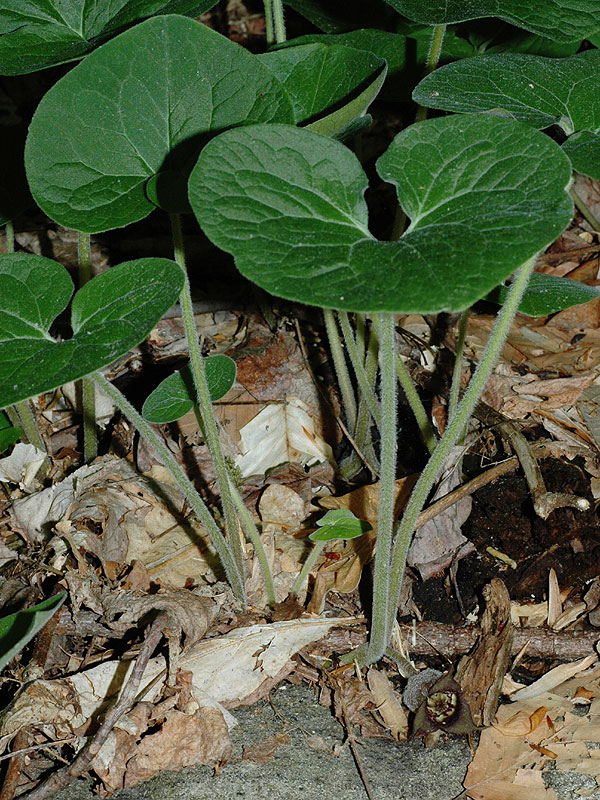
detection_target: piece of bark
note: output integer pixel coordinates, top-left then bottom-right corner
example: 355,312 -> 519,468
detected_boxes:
455,579 -> 513,727
316,622 -> 599,663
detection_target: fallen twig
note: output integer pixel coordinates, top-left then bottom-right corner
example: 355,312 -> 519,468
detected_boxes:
21,612 -> 168,800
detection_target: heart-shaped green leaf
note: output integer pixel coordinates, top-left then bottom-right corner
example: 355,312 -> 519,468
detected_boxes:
257,44 -> 386,136
0,411 -> 20,453
25,15 -> 294,233
489,272 -> 600,317
277,29 -> 473,101
0,254 -> 183,409
189,117 -> 572,314
0,1 -> 219,75
309,508 -> 372,541
0,593 -> 66,671
142,356 -> 237,423
413,50 -> 600,135
382,0 -> 600,42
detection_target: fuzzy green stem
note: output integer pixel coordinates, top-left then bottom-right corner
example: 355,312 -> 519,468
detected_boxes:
14,400 -> 45,451
448,309 -> 469,423
5,220 -> 14,253
291,539 -> 326,597
344,316 -> 380,477
93,372 -> 246,600
384,258 -> 537,650
78,232 -> 97,462
570,185 -> 600,232
353,313 -> 398,662
371,317 -> 436,454
263,0 -> 274,45
271,0 -> 286,43
170,213 -> 245,580
338,311 -> 381,428
229,480 -> 276,605
415,24 -> 447,122
323,308 -> 357,431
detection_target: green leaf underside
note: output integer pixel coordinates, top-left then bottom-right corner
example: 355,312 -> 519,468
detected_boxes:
0,593 -> 66,671
491,272 -> 600,317
562,131 -> 600,181
189,117 -> 573,314
257,44 -> 385,132
278,29 -> 473,101
0,254 -> 184,409
0,1 -> 219,75
24,15 -> 294,233
142,355 -> 237,423
413,50 -> 600,136
309,508 -> 372,541
382,0 -> 600,42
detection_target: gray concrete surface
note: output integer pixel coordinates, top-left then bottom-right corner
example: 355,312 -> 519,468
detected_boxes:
50,683 -> 597,800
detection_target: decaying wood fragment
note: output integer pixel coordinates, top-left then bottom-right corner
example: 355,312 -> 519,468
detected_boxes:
455,579 -> 513,727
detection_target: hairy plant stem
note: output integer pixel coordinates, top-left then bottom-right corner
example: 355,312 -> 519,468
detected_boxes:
4,221 -> 45,452
78,232 -> 97,462
362,312 -> 397,659
170,213 -> 245,583
271,0 -> 286,43
291,540 -> 326,597
383,257 -> 537,654
448,309 -> 469,423
323,308 -> 357,431
93,372 -> 246,600
263,0 -> 274,45
415,24 -> 447,122
570,185 -> 600,232
191,407 -> 275,605
338,312 -> 381,431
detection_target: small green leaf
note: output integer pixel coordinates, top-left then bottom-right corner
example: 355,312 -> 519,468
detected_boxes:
257,44 -> 386,135
25,15 -> 293,233
309,508 -> 372,541
0,411 -> 20,453
0,1 -> 220,75
413,50 -> 600,136
0,592 -> 66,671
382,0 -> 600,42
142,356 -> 237,423
189,117 -> 572,314
489,272 -> 600,317
0,254 -> 184,409
562,131 -> 600,181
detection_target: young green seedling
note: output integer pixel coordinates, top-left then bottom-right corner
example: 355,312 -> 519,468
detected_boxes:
291,509 -> 372,596
0,592 -> 66,671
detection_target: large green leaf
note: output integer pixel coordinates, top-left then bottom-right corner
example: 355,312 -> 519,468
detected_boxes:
25,15 -> 294,233
142,356 -> 237,423
189,118 -> 572,314
0,254 -> 183,408
382,0 -> 600,42
0,1 -> 219,75
489,272 -> 600,317
278,29 -> 474,101
413,50 -> 600,134
257,44 -> 386,135
0,593 -> 66,670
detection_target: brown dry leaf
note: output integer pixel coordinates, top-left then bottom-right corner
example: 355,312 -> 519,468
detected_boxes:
242,732 -> 290,764
94,705 -> 231,792
366,668 -> 408,741
509,654 -> 597,701
493,707 -> 548,737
